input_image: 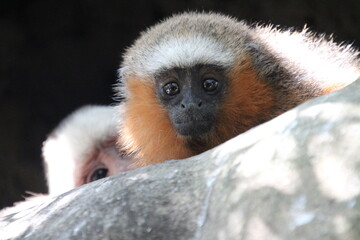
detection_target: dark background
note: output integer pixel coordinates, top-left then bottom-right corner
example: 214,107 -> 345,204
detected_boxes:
1,0 -> 359,209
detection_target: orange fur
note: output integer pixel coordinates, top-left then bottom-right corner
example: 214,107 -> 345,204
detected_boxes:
207,59 -> 275,148
119,77 -> 192,167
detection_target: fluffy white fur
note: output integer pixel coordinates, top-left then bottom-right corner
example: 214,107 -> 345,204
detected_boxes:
255,27 -> 360,86
42,105 -> 118,195
144,35 -> 234,75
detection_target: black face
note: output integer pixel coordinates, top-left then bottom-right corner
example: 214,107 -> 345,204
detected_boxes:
155,64 -> 227,137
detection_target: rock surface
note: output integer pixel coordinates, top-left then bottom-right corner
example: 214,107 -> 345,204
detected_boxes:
1,78 -> 360,240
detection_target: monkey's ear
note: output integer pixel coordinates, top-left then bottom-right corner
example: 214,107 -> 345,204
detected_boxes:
117,66 -> 129,83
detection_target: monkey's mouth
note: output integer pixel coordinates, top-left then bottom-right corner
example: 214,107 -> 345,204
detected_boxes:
174,120 -> 213,137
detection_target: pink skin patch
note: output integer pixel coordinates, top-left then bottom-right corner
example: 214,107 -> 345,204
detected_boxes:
76,137 -> 134,186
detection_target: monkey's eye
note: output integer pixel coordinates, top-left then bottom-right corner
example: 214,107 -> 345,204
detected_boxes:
163,82 -> 180,96
89,168 -> 109,182
203,79 -> 218,92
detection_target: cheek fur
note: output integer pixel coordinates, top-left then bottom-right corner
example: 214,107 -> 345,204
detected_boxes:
213,59 -> 276,144
118,77 -> 193,167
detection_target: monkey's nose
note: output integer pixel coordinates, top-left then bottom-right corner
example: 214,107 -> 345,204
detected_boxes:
181,100 -> 202,109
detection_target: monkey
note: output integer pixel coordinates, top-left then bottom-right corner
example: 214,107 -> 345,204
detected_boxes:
115,12 -> 360,168
42,105 -> 135,196
0,105 -> 135,217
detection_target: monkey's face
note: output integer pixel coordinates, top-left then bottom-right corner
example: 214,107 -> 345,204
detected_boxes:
155,64 -> 227,137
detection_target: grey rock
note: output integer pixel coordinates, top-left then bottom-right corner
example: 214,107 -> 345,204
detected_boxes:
1,78 -> 360,240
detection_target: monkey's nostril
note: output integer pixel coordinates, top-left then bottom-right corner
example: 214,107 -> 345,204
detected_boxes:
181,104 -> 186,108
198,101 -> 202,107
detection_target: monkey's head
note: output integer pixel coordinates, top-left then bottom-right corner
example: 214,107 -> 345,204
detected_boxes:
117,12 -> 275,166
43,105 -> 135,195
